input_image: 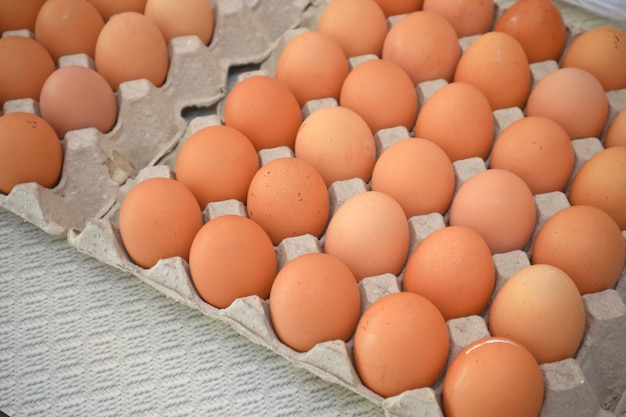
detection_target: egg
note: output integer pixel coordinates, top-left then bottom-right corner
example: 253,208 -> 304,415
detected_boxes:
531,205 -> 625,294
339,58 -> 418,134
403,225 -> 495,320
223,75 -> 302,151
353,291 -> 449,398
489,116 -> 575,194
189,215 -> 277,309
269,252 -> 360,352
316,0 -> 388,58
370,138 -> 455,218
39,65 -> 118,138
0,0 -> 46,32
246,157 -> 330,246
449,169 -> 536,254
118,177 -> 203,269
34,0 -> 105,62
454,31 -> 531,110
372,0 -> 424,17
275,30 -> 349,107
568,146 -> 626,230
94,11 -> 169,91
525,67 -> 608,139
87,0 -> 146,21
413,81 -> 494,162
604,107 -> 626,148
144,0 -> 214,45
0,36 -> 55,108
175,125 -> 259,209
382,11 -> 460,86
561,26 -> 626,91
294,106 -> 376,187
323,191 -> 409,281
422,0 -> 495,38
0,112 -> 63,195
442,337 -> 544,417
493,0 -> 567,63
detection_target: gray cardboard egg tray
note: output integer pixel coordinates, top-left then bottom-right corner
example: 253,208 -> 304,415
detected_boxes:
2,1 -> 626,416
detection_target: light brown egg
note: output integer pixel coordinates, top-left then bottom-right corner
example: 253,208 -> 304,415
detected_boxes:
144,0 -> 214,45
34,0 -> 104,62
324,191 -> 409,281
175,125 -> 259,209
94,11 -> 168,91
413,81 -> 494,162
189,215 -> 277,309
532,205 -> 625,294
353,292 -> 449,397
0,112 -> 63,195
339,58 -> 418,134
568,146 -> 626,230
316,0 -> 388,58
525,67 -> 608,139
39,65 -> 118,138
118,177 -> 203,269
87,0 -> 146,21
443,337 -> 544,417
0,36 -> 55,108
449,169 -> 536,254
0,0 -> 46,32
382,11 -> 460,86
454,31 -> 530,110
246,157 -> 330,245
370,138 -> 455,218
489,116 -> 574,194
269,253 -> 360,352
604,107 -> 626,148
561,26 -> 626,91
422,0 -> 494,38
294,106 -> 376,187
223,75 -> 302,151
372,0 -> 424,17
275,30 -> 349,107
493,0 -> 567,63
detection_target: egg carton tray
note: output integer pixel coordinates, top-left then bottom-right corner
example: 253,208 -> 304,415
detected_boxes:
2,1 -> 626,416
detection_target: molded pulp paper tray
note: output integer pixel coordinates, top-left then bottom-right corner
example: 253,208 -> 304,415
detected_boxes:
2,1 -> 626,416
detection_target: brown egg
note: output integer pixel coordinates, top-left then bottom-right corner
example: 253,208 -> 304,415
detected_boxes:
275,30 -> 349,107
493,0 -> 567,63
382,11 -> 460,86
294,106 -> 376,187
339,58 -> 418,134
34,0 -> 104,62
489,116 -> 574,194
269,253 -> 360,352
443,337 -> 544,417
118,177 -> 203,269
0,0 -> 46,32
454,31 -> 531,110
94,11 -> 169,91
449,169 -> 536,254
489,264 -> 585,364
316,0 -> 388,58
0,36 -> 55,108
175,125 -> 259,209
568,146 -> 626,230
422,0 -> 494,38
223,75 -> 302,151
353,292 -> 449,397
39,65 -> 118,138
324,191 -> 409,281
413,81 -> 494,161
532,205 -> 625,294
525,67 -> 608,139
87,0 -> 146,20
372,0 -> 424,17
246,157 -> 330,245
604,107 -> 626,148
561,26 -> 626,91
0,112 -> 63,194
189,215 -> 277,309
370,138 -> 455,218
144,0 -> 214,45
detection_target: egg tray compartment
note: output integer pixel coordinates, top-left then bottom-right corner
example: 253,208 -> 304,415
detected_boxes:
0,0 -> 312,236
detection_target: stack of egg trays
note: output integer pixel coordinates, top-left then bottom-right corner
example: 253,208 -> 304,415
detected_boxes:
1,0 -> 625,415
